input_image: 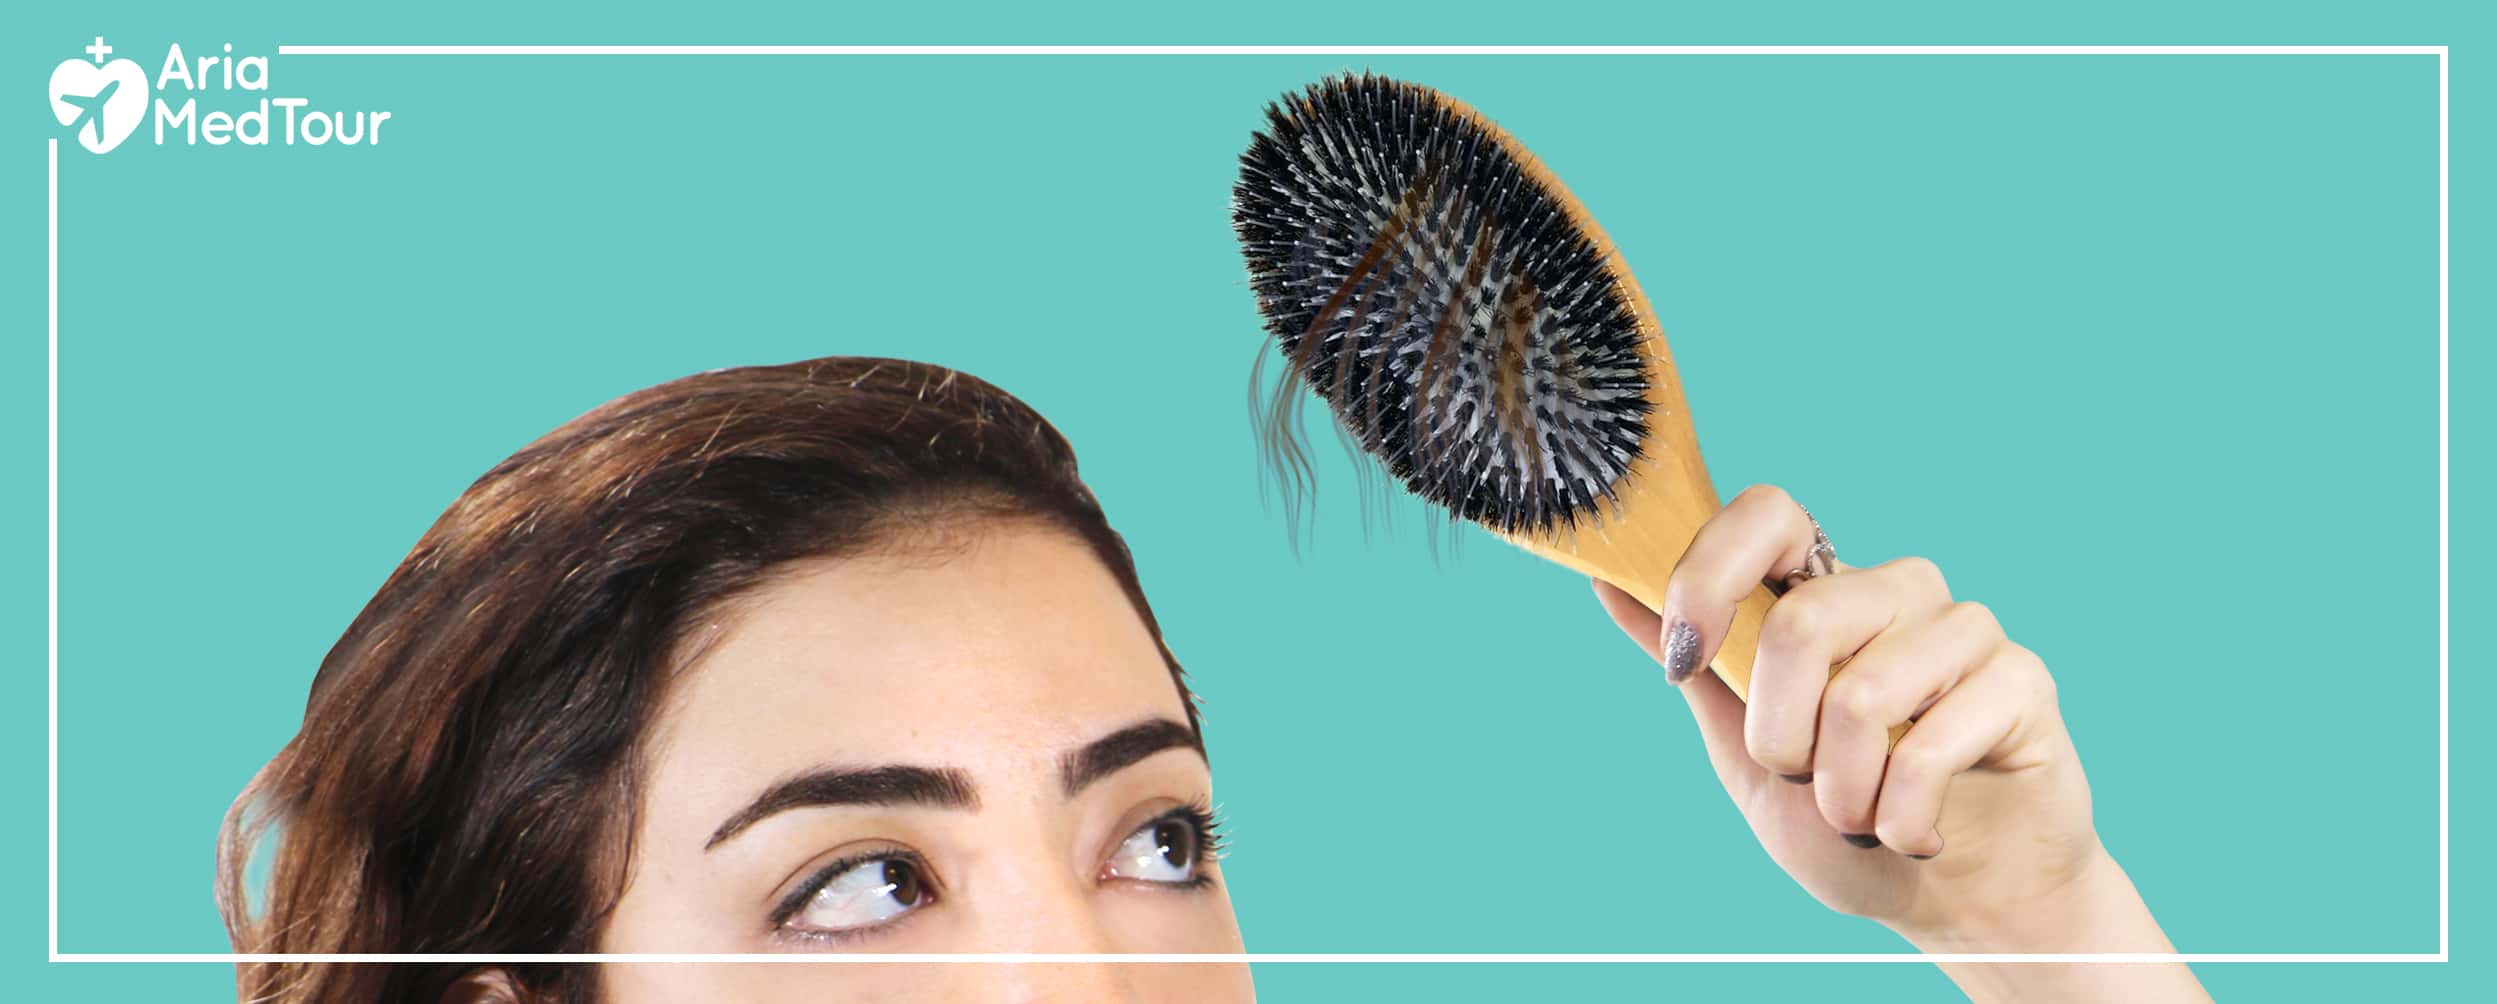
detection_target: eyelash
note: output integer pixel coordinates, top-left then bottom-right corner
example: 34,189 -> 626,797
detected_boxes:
768,846 -> 933,937
767,800 -> 1231,943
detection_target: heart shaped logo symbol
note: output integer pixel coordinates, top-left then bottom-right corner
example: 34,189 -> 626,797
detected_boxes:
50,56 -> 149,154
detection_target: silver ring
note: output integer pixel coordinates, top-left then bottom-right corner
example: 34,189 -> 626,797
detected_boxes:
1777,504 -> 1838,591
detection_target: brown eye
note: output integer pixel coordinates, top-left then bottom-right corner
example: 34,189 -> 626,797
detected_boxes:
1105,810 -> 1210,884
785,853 -> 935,935
882,858 -> 927,906
1152,819 -> 1198,869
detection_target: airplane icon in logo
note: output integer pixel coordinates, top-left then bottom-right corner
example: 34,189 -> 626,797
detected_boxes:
57,78 -> 120,149
51,38 -> 149,154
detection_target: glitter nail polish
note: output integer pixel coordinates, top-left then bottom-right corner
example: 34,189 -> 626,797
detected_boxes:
1663,618 -> 1700,684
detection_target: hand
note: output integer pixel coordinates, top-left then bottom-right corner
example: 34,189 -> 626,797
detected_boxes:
1593,482 -> 2087,932
1593,485 -> 2209,1002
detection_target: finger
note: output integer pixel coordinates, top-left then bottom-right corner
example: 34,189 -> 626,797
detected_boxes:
1871,644 -> 2049,858
1597,578 -> 1755,790
1658,484 -> 1825,686
1745,557 -> 1954,781
1813,600 -> 2005,847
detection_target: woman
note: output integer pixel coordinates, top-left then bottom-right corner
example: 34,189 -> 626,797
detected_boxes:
218,356 -> 2208,1003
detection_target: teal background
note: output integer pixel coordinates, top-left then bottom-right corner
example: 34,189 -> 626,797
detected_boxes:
4,2 -> 2482,1000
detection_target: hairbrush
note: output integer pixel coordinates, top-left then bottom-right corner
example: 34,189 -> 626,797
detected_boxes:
1232,72 -> 1787,701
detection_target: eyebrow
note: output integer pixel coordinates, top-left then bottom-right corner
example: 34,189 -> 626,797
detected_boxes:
1059,718 -> 1204,797
705,765 -> 977,850
701,718 -> 1205,852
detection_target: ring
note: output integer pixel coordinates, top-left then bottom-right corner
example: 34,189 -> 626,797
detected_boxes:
1775,504 -> 1838,593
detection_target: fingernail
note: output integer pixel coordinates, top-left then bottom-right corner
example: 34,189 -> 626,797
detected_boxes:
1663,618 -> 1700,684
1908,833 -> 1944,860
1906,851 -> 1937,861
1779,773 -> 1813,785
1841,833 -> 1882,849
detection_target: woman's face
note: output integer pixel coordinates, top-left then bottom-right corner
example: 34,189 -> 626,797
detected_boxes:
598,522 -> 1253,1001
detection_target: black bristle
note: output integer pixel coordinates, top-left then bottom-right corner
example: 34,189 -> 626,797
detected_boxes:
1232,73 -> 1654,535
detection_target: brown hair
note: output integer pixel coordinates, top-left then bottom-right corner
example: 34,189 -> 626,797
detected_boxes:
216,357 -> 1197,1004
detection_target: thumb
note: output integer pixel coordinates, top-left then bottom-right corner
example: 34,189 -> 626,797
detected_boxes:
1592,579 -> 1755,787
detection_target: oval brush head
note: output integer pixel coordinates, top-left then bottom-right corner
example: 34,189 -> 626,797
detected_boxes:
1233,72 -> 1782,700
1232,73 -> 1654,534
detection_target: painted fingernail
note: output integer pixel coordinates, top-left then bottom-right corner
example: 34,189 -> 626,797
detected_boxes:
1663,618 -> 1700,684
1779,773 -> 1813,785
1841,833 -> 1882,849
1908,834 -> 1944,860
1906,852 -> 1937,861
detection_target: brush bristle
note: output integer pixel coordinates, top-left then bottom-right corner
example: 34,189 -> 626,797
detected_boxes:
1232,73 -> 1653,535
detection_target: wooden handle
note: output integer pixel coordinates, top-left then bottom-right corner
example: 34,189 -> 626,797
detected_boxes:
1511,531 -> 1908,747
1707,583 -> 1780,702
1569,558 -> 1780,702
1499,514 -> 1762,696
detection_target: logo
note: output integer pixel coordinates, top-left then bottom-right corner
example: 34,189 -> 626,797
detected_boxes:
49,37 -> 146,153
47,36 -> 393,155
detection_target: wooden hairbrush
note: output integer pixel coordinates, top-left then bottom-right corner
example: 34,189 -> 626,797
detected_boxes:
1232,72 -> 1792,701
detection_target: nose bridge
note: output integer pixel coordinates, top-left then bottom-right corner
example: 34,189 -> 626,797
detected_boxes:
967,819 -> 1145,1004
974,870 -> 1143,1004
987,847 -> 1116,952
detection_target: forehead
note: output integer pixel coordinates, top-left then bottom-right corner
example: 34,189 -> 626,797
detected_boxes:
643,523 -> 1189,806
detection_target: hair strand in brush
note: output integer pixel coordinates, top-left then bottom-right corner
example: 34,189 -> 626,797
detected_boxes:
1232,72 -> 1656,538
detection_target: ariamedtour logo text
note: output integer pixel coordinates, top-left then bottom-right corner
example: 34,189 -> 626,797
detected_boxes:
47,36 -> 392,154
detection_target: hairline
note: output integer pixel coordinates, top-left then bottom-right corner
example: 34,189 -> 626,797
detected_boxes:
592,504 -> 1196,950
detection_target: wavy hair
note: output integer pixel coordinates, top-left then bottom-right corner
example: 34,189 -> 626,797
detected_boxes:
217,357 -> 1196,1003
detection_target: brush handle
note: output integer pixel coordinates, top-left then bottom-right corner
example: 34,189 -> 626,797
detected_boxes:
1512,535 -> 1910,748
1503,523 -> 1764,685
1566,562 -> 1779,701
1707,583 -> 1780,702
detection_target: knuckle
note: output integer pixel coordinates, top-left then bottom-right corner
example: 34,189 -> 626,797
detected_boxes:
1886,555 -> 1949,599
1827,675 -> 1889,724
1948,600 -> 2001,638
2000,641 -> 2057,699
1735,483 -> 1795,513
1761,591 -> 1830,651
2025,651 -> 2061,705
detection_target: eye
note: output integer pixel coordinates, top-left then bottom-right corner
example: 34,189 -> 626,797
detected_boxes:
1103,805 -> 1220,885
778,852 -> 935,938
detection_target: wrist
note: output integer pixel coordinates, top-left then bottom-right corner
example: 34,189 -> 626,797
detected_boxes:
1889,844 -> 2172,954
1885,846 -> 2209,1004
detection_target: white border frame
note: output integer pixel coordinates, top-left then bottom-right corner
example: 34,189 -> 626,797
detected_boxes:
45,42 -> 2449,965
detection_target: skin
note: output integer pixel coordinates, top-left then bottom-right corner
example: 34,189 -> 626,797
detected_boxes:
1593,484 -> 2212,1003
592,522 -> 1255,1002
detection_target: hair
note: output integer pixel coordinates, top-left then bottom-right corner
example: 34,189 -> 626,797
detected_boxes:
216,357 -> 1198,1004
